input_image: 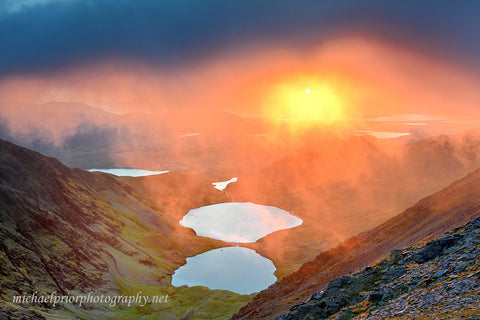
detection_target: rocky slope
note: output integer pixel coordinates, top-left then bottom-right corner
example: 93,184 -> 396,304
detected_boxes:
278,215 -> 480,319
0,139 -> 250,319
232,167 -> 480,319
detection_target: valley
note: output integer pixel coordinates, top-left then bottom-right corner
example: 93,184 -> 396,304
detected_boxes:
2,123 -> 480,319
2,3 -> 480,318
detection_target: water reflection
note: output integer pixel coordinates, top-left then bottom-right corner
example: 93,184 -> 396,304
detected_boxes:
171,247 -> 276,294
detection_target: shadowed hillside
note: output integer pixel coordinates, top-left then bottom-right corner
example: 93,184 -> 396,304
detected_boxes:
0,139 -> 251,319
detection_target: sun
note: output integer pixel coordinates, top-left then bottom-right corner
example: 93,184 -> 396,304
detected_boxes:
263,78 -> 348,126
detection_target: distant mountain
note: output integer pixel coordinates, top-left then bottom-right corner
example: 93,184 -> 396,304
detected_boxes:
0,102 -> 124,169
232,167 -> 480,319
0,101 -> 280,174
278,215 -> 480,319
0,139 -> 250,319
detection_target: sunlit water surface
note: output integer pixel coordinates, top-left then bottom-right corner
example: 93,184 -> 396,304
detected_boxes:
179,202 -> 302,242
88,168 -> 169,177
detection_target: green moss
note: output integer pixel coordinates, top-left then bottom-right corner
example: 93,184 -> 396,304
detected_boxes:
113,275 -> 253,320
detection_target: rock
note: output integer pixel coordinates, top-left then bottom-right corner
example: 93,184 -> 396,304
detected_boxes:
415,235 -> 461,264
390,249 -> 402,258
466,253 -> 476,261
381,266 -> 406,281
455,262 -> 468,272
433,269 -> 448,279
328,276 -> 353,289
310,292 -> 323,300
369,291 -> 384,302
324,299 -> 341,314
414,242 -> 442,263
323,276 -> 353,298
407,279 -> 421,291
438,236 -> 460,246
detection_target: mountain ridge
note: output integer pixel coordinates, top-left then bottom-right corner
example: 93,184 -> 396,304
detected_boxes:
278,214 -> 480,319
232,167 -> 480,319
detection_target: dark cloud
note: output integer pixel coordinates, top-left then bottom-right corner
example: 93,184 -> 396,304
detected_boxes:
1,0 -> 480,77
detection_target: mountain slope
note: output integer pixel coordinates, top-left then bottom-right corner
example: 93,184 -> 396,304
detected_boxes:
0,139 -> 250,319
279,215 -> 480,319
229,131 -> 480,278
232,167 -> 480,319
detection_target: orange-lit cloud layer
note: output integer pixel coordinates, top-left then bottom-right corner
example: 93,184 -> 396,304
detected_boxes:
2,36 -> 480,120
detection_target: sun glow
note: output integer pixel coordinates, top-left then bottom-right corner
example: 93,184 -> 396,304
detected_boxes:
264,78 -> 349,126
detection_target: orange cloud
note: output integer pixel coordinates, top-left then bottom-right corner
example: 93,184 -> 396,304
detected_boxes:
1,35 -> 480,147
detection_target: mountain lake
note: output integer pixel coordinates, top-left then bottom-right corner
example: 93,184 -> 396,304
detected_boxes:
173,202 -> 302,293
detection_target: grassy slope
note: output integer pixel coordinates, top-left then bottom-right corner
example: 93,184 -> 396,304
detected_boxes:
0,139 -> 251,319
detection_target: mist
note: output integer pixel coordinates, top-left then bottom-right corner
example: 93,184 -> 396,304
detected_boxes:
2,35 -> 480,276
2,35 -> 480,155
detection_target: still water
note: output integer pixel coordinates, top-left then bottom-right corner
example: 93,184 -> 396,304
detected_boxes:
171,247 -> 277,295
88,168 -> 169,177
179,202 -> 302,242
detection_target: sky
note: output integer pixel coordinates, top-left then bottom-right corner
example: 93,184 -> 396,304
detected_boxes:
1,0 -> 480,75
1,0 -> 480,120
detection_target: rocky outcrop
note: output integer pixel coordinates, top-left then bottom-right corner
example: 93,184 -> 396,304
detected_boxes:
232,168 -> 480,319
279,216 -> 480,319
